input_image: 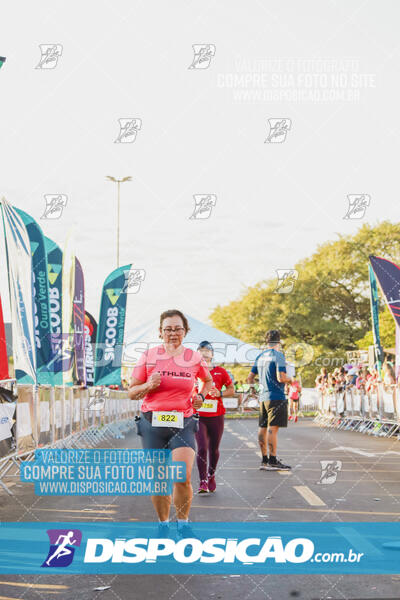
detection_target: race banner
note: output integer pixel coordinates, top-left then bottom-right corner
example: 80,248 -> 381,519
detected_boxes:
16,208 -> 53,384
44,236 -> 63,385
0,198 -> 36,383
73,258 -> 85,384
368,263 -> 384,371
0,294 -> 9,380
84,311 -> 97,386
94,264 -> 132,386
369,255 -> 400,328
61,232 -> 75,385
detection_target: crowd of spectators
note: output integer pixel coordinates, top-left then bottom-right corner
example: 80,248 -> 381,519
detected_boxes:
315,360 -> 397,397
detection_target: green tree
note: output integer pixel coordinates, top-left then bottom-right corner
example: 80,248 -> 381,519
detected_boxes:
210,222 -> 400,385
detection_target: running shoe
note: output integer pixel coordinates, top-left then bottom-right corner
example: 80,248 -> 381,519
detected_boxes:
294,415 -> 298,423
265,459 -> 291,471
176,522 -> 195,539
208,475 -> 216,492
259,460 -> 269,471
197,480 -> 209,494
157,522 -> 170,537
288,415 -> 293,421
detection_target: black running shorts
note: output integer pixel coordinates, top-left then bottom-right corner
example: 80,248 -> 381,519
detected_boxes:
259,400 -> 288,428
136,412 -> 199,450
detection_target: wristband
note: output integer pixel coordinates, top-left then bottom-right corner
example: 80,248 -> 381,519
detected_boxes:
220,389 -> 223,398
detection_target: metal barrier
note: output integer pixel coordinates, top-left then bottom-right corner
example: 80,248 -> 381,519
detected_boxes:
0,379 -> 16,459
16,385 -> 37,454
38,385 -> 51,447
0,383 -> 137,495
314,383 -> 400,439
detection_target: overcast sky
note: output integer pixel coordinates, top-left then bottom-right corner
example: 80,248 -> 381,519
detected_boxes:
1,0 -> 399,341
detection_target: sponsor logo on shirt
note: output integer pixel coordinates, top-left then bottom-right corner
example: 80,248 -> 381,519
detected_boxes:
158,371 -> 191,378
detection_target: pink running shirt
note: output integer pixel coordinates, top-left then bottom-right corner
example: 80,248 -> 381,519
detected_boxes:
132,345 -> 210,417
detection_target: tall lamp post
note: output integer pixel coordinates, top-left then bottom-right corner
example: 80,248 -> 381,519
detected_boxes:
106,176 -> 132,268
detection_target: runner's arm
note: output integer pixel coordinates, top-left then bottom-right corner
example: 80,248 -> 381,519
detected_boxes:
220,369 -> 235,397
276,371 -> 292,384
221,383 -> 235,397
247,354 -> 260,385
128,377 -> 151,400
247,372 -> 256,384
276,351 -> 292,384
197,372 -> 213,397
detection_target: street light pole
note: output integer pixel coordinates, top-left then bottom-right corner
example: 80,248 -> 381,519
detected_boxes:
117,180 -> 120,268
106,176 -> 132,269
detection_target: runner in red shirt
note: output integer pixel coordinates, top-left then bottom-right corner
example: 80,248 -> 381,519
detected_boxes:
288,378 -> 301,422
195,341 -> 235,493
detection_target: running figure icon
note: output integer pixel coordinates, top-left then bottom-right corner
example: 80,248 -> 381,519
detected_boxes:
42,529 -> 82,568
46,531 -> 76,566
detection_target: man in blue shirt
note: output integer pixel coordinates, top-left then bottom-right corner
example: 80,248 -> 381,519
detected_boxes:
247,329 -> 292,470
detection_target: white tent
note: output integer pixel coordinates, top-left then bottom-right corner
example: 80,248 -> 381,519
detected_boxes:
123,314 -> 261,365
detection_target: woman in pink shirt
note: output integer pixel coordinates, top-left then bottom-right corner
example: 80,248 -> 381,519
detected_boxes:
129,309 -> 212,535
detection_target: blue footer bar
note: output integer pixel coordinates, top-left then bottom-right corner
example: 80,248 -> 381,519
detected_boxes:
0,522 -> 399,574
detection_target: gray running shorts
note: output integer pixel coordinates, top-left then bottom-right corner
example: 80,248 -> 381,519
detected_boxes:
136,412 -> 199,450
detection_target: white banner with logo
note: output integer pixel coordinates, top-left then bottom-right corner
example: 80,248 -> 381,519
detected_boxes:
0,198 -> 36,383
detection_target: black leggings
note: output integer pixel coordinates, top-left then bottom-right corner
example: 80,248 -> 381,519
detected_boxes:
195,415 -> 224,480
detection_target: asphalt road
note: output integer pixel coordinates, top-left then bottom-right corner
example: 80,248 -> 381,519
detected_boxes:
0,417 -> 399,600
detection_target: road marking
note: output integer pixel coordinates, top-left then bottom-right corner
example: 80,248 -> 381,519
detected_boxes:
221,449 -> 400,457
332,447 -> 400,458
237,436 -> 247,441
0,593 -> 60,597
63,516 -> 113,520
377,450 -> 400,456
0,582 -> 68,589
245,442 -> 256,448
191,504 -> 400,516
32,510 -> 113,520
33,508 -> 116,514
294,485 -> 326,506
350,492 -> 400,497
331,446 -> 376,457
222,465 -> 399,474
84,504 -> 118,507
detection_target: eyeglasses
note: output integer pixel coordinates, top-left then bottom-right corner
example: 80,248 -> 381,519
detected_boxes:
162,327 -> 185,334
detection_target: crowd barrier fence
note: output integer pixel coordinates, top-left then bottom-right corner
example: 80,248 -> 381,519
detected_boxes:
314,383 -> 400,439
0,382 -> 138,495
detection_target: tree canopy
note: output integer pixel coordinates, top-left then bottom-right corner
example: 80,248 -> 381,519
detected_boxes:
210,222 -> 400,385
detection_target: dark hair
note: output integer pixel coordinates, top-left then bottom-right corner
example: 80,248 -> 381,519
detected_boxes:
265,329 -> 281,344
198,340 -> 214,354
159,309 -> 189,333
